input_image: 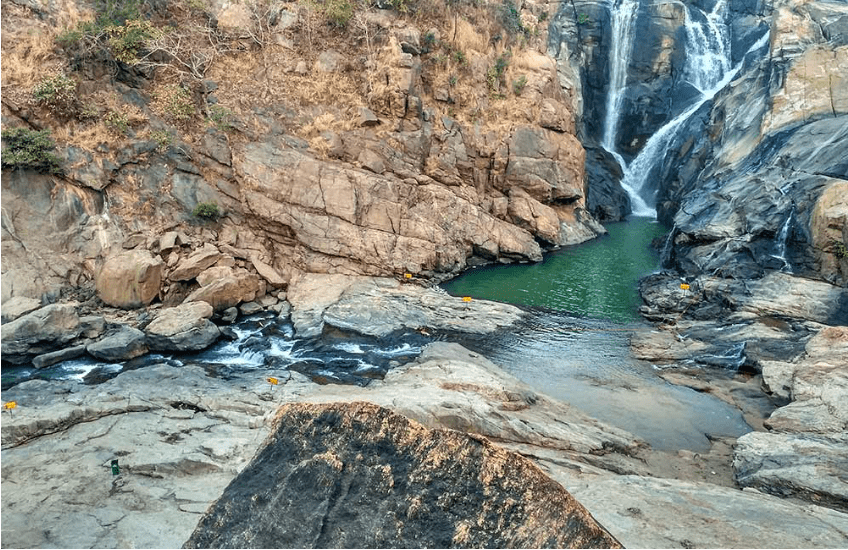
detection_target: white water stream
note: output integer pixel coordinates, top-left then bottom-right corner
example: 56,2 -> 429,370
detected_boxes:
601,0 -> 763,218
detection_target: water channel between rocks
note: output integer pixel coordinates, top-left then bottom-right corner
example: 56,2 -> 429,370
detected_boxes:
2,218 -> 751,453
443,217 -> 752,452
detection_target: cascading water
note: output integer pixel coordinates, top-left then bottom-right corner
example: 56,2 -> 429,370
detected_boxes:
772,207 -> 795,272
600,0 -> 749,218
683,0 -> 732,92
601,0 -> 639,156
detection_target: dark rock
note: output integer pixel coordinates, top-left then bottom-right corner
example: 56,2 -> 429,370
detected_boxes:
220,307 -> 239,324
87,326 -> 148,362
32,345 -> 88,369
184,402 -> 622,549
585,146 -> 631,221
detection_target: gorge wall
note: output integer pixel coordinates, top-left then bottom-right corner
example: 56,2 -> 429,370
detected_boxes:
553,0 -> 848,287
1,0 -> 601,309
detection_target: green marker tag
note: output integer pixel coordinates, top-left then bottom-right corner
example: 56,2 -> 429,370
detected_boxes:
111,459 -> 120,476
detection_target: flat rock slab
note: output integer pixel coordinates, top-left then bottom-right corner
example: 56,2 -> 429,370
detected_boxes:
552,474 -> 848,549
185,402 -> 621,549
733,431 -> 848,512
0,365 -> 280,549
288,274 -> 524,338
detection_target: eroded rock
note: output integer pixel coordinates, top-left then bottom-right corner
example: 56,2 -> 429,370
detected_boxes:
145,301 -> 220,351
185,402 -> 622,549
97,250 -> 163,309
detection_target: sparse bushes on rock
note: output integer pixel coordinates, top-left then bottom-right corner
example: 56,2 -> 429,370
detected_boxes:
154,83 -> 195,122
512,74 -> 527,95
324,0 -> 354,27
32,74 -> 77,117
193,202 -> 220,219
1,128 -> 63,174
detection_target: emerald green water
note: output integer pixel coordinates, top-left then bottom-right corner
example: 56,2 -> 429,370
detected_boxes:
443,218 -> 668,323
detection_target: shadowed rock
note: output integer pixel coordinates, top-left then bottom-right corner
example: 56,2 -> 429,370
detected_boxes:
184,402 -> 621,549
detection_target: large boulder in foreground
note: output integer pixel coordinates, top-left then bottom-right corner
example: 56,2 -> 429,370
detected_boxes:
97,250 -> 164,309
184,402 -> 621,549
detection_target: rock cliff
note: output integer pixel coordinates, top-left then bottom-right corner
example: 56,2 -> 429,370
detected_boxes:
1,0 -> 600,310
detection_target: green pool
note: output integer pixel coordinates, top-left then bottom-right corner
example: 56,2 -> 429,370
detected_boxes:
443,217 -> 669,323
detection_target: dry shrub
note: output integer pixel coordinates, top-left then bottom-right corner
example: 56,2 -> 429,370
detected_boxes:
52,91 -> 149,151
452,18 -> 489,54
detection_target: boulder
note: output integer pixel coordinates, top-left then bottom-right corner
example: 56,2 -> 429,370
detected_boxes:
159,231 -> 189,254
315,50 -> 344,72
87,326 -> 149,362
250,257 -> 287,288
733,431 -> 848,512
287,274 -> 524,338
184,402 -> 622,549
196,266 -> 235,287
170,245 -> 223,282
96,250 -> 163,309
1,296 -> 42,324
145,301 -> 220,351
185,271 -> 262,311
32,345 -> 88,369
238,301 -> 263,316
507,188 -> 562,244
1,304 -> 81,360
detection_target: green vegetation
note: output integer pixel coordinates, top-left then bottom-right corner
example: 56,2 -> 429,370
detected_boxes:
577,13 -> 589,25
1,128 -> 63,174
193,202 -> 220,219
422,31 -> 437,53
538,11 -> 548,22
486,51 -> 511,91
104,109 -> 131,135
452,49 -> 467,66
149,129 -> 173,152
832,239 -> 847,259
32,74 -> 77,117
207,104 -> 233,131
324,0 -> 354,27
500,0 -> 526,35
156,84 -> 195,122
107,19 -> 163,64
512,74 -> 527,95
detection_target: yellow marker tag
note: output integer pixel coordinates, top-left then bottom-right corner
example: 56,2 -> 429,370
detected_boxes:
404,273 -> 412,279
267,377 -> 279,385
680,283 -> 690,291
4,401 -> 17,410
462,296 -> 472,302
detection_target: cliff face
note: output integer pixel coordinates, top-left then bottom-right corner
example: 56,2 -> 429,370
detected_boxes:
184,401 -> 622,549
1,0 -> 600,306
655,0 -> 848,285
551,0 -> 848,284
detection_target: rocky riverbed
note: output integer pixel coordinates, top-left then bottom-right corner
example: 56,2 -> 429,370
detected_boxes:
3,273 -> 848,548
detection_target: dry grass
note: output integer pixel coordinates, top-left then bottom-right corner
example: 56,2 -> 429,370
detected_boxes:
1,0 -> 88,90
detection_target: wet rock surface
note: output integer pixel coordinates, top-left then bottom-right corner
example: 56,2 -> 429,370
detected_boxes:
185,402 -> 622,549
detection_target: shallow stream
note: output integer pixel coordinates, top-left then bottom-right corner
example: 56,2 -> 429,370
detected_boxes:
444,218 -> 752,451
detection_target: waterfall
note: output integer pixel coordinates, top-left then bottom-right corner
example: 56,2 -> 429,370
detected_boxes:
600,0 -> 769,218
601,0 -> 639,155
772,207 -> 794,273
683,0 -> 731,93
